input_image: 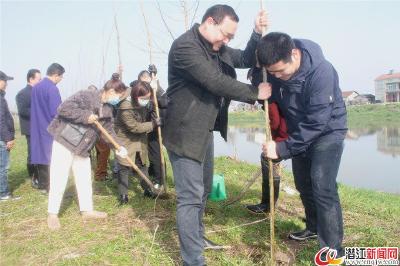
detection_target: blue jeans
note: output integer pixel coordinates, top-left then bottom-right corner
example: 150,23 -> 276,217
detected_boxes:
168,134 -> 213,266
292,134 -> 344,255
0,141 -> 10,197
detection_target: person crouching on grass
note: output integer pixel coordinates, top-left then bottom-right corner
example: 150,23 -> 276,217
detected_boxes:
46,73 -> 128,230
114,81 -> 162,205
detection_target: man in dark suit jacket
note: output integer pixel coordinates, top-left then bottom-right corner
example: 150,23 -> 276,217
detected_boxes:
16,69 -> 41,186
164,5 -> 269,265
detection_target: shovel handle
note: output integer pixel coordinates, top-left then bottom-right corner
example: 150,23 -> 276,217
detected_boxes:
93,120 -> 156,192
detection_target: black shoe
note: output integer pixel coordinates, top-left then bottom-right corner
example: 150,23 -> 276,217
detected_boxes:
119,194 -> 129,205
246,203 -> 269,214
288,229 -> 317,241
203,237 -> 224,250
143,189 -> 157,199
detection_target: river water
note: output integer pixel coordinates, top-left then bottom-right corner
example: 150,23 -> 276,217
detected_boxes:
214,126 -> 400,194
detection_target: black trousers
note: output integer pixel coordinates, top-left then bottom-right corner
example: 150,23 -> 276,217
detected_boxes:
260,154 -> 281,205
292,136 -> 344,255
147,132 -> 165,185
25,135 -> 35,178
35,164 -> 49,190
118,153 -> 151,195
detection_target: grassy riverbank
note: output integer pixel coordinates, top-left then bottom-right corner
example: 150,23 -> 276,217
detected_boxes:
1,136 -> 399,265
229,103 -> 400,128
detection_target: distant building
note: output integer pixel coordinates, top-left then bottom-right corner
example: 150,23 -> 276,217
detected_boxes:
342,91 -> 359,105
375,70 -> 400,103
351,94 -> 376,105
342,91 -> 376,105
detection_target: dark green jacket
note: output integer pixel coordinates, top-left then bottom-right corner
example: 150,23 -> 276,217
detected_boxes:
164,24 -> 260,162
114,98 -> 154,166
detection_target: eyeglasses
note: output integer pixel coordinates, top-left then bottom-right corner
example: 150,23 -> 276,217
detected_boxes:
219,27 -> 235,41
212,18 -> 235,41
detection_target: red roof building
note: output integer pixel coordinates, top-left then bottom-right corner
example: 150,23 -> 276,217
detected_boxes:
374,70 -> 400,103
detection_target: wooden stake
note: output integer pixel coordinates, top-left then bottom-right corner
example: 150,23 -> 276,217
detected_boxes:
113,14 -> 123,80
140,1 -> 167,193
150,75 -> 168,193
260,1 -> 275,264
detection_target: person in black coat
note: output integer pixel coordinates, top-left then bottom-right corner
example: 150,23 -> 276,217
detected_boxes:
16,69 -> 41,187
164,5 -> 269,265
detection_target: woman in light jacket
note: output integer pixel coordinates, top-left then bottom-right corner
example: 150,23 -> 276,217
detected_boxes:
47,73 -> 128,230
115,81 -> 161,204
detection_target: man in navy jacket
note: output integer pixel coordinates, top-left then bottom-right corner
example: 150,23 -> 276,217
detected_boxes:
16,69 -> 41,186
257,32 -> 347,256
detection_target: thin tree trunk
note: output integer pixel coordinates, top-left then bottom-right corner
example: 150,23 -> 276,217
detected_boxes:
259,1 -> 275,265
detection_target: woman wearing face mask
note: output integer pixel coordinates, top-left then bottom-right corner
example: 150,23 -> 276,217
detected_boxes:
114,80 -> 162,204
46,73 -> 128,230
138,68 -> 168,190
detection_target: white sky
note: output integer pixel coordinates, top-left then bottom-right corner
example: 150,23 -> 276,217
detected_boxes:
1,0 -> 399,111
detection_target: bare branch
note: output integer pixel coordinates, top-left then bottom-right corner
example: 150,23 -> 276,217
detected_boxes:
152,38 -> 168,55
189,0 -> 199,28
100,22 -> 114,85
124,38 -> 167,55
114,14 -> 123,78
180,0 -> 189,31
139,0 -> 153,64
156,0 -> 175,40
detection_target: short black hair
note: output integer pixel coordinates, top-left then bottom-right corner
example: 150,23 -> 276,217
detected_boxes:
46,63 -> 65,76
257,32 -> 295,67
26,69 -> 40,82
201,4 -> 239,24
138,70 -> 150,81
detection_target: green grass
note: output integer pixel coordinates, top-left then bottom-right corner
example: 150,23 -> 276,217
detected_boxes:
229,103 -> 400,129
1,136 -> 399,265
347,103 -> 400,129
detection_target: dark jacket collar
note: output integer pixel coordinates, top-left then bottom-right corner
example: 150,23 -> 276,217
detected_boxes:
191,23 -> 233,71
193,24 -> 216,55
0,90 -> 5,97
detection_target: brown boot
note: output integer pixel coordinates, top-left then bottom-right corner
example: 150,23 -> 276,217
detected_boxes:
47,214 -> 61,230
81,210 -> 108,220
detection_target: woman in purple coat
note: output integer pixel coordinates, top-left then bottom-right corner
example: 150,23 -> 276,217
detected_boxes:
46,74 -> 128,230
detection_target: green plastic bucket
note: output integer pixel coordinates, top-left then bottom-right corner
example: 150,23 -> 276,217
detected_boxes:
208,174 -> 227,202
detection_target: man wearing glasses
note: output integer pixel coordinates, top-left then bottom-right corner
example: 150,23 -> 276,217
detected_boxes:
164,4 -> 268,265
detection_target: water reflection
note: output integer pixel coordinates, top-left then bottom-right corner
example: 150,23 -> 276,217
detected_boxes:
347,127 -> 400,157
214,125 -> 400,194
377,128 -> 400,157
